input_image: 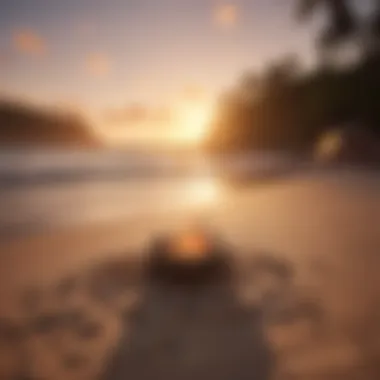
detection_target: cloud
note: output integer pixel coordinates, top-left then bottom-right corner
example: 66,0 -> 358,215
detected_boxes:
85,53 -> 111,77
105,104 -> 172,126
181,85 -> 207,102
107,105 -> 149,124
12,29 -> 47,56
213,4 -> 238,28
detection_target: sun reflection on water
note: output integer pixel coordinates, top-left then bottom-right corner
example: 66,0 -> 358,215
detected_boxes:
183,178 -> 221,207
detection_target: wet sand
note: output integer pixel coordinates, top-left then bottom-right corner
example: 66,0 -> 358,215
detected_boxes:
0,169 -> 379,379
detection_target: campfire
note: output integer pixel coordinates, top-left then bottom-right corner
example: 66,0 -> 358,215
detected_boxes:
168,229 -> 210,262
145,228 -> 232,286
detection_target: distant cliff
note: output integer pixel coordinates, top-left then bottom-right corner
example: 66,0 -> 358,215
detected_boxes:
0,100 -> 99,147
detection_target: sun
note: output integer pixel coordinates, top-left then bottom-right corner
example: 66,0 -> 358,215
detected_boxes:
175,101 -> 214,144
102,98 -> 215,147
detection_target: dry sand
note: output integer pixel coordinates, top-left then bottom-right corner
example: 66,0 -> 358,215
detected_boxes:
0,169 -> 379,379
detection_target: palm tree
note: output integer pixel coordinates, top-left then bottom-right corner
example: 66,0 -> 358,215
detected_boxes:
238,55 -> 301,102
370,0 -> 380,52
297,0 -> 359,58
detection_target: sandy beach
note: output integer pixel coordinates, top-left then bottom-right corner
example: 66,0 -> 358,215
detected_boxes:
0,169 -> 379,379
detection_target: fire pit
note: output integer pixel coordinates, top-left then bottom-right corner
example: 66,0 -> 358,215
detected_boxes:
144,228 -> 232,287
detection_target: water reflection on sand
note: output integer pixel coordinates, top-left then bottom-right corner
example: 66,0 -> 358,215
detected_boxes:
0,176 -> 224,239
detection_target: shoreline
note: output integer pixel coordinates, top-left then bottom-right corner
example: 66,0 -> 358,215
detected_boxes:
0,168 -> 378,307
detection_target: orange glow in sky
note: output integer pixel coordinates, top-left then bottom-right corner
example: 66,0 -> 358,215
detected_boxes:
173,100 -> 214,144
98,92 -> 215,147
0,0 -> 314,147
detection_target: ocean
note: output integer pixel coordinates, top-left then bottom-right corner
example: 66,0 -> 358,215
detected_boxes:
0,148 -> 292,239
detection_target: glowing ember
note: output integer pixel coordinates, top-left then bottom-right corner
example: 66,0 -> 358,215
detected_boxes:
169,231 -> 210,261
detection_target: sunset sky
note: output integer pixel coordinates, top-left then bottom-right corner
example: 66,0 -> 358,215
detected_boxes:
0,0 -> 372,145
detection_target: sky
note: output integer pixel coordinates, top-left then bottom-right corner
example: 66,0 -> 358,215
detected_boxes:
0,0 -> 326,145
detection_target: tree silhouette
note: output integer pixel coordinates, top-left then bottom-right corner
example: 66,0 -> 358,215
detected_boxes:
297,0 -> 359,62
368,0 -> 380,54
0,100 -> 98,147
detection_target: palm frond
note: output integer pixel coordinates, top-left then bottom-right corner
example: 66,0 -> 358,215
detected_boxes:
297,0 -> 321,20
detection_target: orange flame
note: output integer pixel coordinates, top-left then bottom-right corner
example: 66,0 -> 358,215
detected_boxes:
170,231 -> 209,261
